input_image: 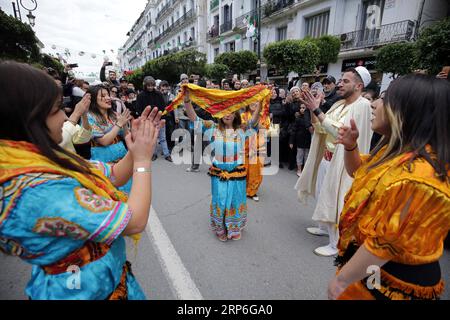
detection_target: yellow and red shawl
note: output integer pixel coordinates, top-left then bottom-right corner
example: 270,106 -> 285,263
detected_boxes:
164,83 -> 272,120
0,139 -> 141,243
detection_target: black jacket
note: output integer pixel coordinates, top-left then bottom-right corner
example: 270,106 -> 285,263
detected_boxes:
289,113 -> 312,148
269,99 -> 286,125
322,88 -> 341,114
136,89 -> 166,117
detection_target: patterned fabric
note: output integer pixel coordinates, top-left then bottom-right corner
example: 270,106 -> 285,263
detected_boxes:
87,113 -> 131,193
164,83 -> 271,121
241,111 -> 270,197
337,145 -> 450,300
197,118 -> 258,240
0,140 -> 145,300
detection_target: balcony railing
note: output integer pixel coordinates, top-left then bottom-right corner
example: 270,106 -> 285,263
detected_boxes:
220,20 -> 233,34
207,25 -> 219,40
183,40 -> 197,48
154,10 -> 196,44
263,0 -> 295,17
156,1 -> 174,21
340,20 -> 416,51
236,10 -> 258,29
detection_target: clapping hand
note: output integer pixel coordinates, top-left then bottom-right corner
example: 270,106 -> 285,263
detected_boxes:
73,93 -> 91,116
335,119 -> 359,150
115,108 -> 133,128
126,107 -> 164,162
300,90 -> 323,111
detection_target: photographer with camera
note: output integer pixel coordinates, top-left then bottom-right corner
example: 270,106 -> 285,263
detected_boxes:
100,61 -> 120,87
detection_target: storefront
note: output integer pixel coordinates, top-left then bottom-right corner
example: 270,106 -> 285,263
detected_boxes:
341,56 -> 383,90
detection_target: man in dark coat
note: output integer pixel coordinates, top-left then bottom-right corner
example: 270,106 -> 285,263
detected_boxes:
137,76 -> 173,162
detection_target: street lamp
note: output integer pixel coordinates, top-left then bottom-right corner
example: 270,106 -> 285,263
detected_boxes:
26,10 -> 36,27
12,0 -> 38,27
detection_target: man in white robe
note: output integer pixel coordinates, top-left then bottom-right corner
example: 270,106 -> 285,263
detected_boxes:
295,67 -> 373,256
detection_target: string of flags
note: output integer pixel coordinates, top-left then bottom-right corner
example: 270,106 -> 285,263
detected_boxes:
47,43 -> 116,61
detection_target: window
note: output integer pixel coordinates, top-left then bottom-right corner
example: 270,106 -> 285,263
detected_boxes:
277,26 -> 287,41
305,11 -> 330,38
214,47 -> 220,58
226,41 -> 235,52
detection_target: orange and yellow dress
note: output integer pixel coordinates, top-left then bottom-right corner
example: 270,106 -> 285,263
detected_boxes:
336,146 -> 450,300
241,111 -> 271,197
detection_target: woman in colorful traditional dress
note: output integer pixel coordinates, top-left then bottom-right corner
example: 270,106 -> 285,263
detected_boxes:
241,102 -> 271,202
87,85 -> 133,193
183,90 -> 262,241
328,74 -> 450,300
0,61 -> 163,300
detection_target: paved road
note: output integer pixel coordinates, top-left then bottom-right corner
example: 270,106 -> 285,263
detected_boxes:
1,156 -> 449,300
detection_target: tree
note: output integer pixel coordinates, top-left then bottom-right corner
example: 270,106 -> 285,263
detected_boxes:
126,68 -> 144,90
205,63 -> 230,81
376,42 -> 416,78
129,49 -> 207,86
415,18 -> 450,75
263,39 -> 320,76
215,50 -> 258,76
0,9 -> 40,62
40,53 -> 64,75
311,35 -> 341,65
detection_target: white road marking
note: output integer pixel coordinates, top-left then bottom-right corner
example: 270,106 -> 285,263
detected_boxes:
145,206 -> 203,300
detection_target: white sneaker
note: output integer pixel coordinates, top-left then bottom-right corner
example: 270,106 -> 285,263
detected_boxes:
306,227 -> 329,237
252,195 -> 259,202
314,245 -> 338,257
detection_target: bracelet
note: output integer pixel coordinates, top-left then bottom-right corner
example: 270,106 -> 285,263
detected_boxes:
313,108 -> 323,117
184,100 -> 191,104
345,144 -> 358,152
114,123 -> 123,129
134,167 -> 152,173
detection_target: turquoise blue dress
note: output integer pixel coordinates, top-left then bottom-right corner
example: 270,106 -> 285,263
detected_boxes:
0,161 -> 145,300
87,113 -> 131,193
198,118 -> 257,240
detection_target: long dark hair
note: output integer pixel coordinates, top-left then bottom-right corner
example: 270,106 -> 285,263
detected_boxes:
87,85 -> 117,125
0,61 -> 94,176
370,74 -> 450,181
218,111 -> 242,131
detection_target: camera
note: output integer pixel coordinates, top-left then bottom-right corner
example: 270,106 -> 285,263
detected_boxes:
68,63 -> 78,68
105,62 -> 113,66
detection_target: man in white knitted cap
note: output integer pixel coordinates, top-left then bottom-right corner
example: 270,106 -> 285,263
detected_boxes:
295,67 -> 373,256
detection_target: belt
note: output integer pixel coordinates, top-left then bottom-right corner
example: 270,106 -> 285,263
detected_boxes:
42,242 -> 110,275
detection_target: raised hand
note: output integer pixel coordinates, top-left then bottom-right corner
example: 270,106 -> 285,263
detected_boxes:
336,119 -> 359,150
73,93 -> 91,116
125,109 -> 160,163
300,89 -> 322,111
115,108 -> 132,128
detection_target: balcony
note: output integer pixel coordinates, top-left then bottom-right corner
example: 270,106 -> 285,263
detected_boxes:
220,20 -> 233,34
263,0 -> 295,17
156,1 -> 173,21
235,10 -> 258,29
154,10 -> 196,45
210,0 -> 219,11
183,39 -> 197,49
340,20 -> 416,51
207,25 -> 219,40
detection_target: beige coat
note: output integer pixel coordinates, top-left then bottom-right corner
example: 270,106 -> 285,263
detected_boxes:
294,96 -> 373,224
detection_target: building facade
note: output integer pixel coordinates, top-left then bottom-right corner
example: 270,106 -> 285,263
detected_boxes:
119,0 -> 448,88
205,0 -> 448,89
118,0 -> 208,73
